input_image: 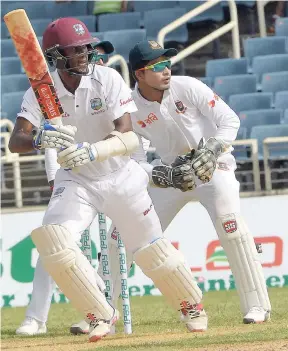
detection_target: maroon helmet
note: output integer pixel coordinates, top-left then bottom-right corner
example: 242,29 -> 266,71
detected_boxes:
43,17 -> 100,75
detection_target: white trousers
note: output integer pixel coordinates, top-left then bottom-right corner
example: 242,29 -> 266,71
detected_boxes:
26,160 -> 163,323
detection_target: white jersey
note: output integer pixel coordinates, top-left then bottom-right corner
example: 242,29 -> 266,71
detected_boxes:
18,65 -> 137,179
131,76 -> 240,170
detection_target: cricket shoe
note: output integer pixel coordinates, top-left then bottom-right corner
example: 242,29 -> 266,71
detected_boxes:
243,307 -> 270,324
16,317 -> 47,336
180,302 -> 208,332
88,309 -> 119,342
70,320 -> 89,335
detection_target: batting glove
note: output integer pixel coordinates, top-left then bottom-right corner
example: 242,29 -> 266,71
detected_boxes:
33,122 -> 77,150
57,142 -> 97,169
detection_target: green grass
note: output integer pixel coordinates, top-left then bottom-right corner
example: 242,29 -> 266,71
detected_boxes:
2,288 -> 288,351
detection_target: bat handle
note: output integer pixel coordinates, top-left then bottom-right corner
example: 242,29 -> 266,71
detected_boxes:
49,117 -> 63,126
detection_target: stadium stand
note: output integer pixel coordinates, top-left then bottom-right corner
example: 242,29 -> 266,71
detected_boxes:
1,57 -> 24,75
275,91 -> 288,110
228,93 -> 273,114
143,7 -> 188,43
239,109 -> 282,136
275,16 -> 288,36
261,72 -> 288,93
214,75 -> 257,101
97,12 -> 141,32
206,58 -> 248,80
243,36 -> 287,66
1,75 -> 30,94
1,0 -> 288,206
252,54 -> 288,83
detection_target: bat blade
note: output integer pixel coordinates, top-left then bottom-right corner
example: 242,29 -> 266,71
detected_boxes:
4,9 -> 63,125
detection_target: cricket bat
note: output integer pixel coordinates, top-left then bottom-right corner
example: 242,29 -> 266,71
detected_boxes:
4,9 -> 63,126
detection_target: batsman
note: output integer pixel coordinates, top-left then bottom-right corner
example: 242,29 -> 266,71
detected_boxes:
8,19 -> 207,342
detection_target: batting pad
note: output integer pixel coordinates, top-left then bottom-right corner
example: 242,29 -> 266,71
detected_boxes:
31,225 -> 114,320
216,213 -> 271,315
134,238 -> 202,311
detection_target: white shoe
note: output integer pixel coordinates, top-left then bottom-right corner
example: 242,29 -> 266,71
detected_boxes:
70,320 -> 89,335
243,307 -> 270,324
16,317 -> 47,336
88,309 -> 119,342
180,302 -> 208,332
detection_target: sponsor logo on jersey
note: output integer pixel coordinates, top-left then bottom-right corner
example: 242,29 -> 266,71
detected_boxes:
120,97 -> 133,106
217,162 -> 229,171
73,23 -> 85,36
90,98 -> 102,111
52,186 -> 65,198
143,203 -> 153,216
175,100 -> 187,114
137,113 -> 158,128
208,93 -> 219,108
223,220 -> 237,234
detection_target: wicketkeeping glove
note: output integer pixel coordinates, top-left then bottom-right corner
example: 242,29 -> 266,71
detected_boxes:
33,122 -> 77,150
152,154 -> 196,192
191,137 -> 225,183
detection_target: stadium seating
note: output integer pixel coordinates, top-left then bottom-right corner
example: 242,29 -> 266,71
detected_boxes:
76,16 -> 96,32
2,91 -> 26,122
243,37 -> 287,66
275,17 -> 288,36
30,19 -> 51,37
284,109 -> 288,124
46,1 -> 88,19
91,32 -> 105,42
133,1 -> 179,13
2,75 -> 29,94
3,1 -> 49,20
103,29 -> 146,61
143,7 -> 188,43
222,1 -> 255,7
250,124 -> 288,158
214,75 -> 257,101
261,72 -> 288,93
178,1 -> 224,23
228,93 -> 273,114
206,58 -> 248,80
198,77 -> 213,88
1,39 -> 16,57
1,22 -> 9,39
98,12 -> 141,32
239,109 -> 282,136
1,57 -> 23,75
252,54 -> 288,83
275,91 -> 288,110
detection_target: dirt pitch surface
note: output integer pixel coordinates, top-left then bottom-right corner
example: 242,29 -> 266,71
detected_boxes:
2,333 -> 287,351
2,289 -> 288,351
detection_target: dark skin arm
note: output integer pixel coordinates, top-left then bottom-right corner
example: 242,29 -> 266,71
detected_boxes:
9,117 -> 35,153
104,112 -> 133,139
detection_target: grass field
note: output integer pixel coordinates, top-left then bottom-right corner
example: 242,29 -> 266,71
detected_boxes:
2,288 -> 288,351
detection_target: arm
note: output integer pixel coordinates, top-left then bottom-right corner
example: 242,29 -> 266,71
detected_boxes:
9,89 -> 76,154
190,78 -> 240,147
9,117 -> 35,153
187,78 -> 240,182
